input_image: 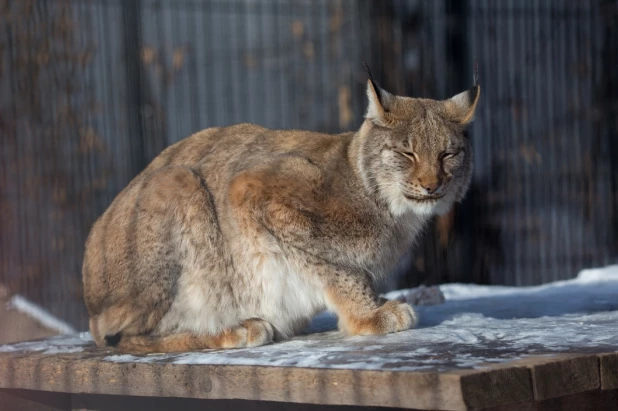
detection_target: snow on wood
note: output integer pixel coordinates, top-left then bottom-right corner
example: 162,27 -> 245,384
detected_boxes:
1,265 -> 617,373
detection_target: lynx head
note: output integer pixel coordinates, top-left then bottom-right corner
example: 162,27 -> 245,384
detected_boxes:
358,77 -> 480,217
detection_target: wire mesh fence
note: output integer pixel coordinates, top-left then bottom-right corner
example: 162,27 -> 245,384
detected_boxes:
1,0 -> 616,329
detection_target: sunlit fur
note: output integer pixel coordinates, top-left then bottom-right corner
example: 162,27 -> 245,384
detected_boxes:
82,79 -> 479,353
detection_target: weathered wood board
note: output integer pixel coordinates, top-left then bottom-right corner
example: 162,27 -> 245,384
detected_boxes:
1,330 -> 617,411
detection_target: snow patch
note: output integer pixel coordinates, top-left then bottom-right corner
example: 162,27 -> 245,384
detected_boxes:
577,264 -> 618,282
42,346 -> 84,354
0,333 -> 91,353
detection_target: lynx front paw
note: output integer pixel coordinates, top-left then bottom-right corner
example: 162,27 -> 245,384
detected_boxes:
341,301 -> 418,336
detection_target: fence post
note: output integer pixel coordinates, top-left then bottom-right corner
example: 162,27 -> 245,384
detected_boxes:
122,0 -> 148,173
599,0 -> 618,254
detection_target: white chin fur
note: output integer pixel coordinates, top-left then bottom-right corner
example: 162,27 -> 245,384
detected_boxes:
395,196 -> 454,217
423,199 -> 453,216
408,201 -> 439,216
383,183 -> 454,218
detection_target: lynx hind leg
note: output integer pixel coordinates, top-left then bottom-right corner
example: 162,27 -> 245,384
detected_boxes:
114,319 -> 276,353
86,166 -> 225,349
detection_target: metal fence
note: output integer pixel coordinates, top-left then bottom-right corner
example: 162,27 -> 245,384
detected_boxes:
1,0 -> 616,328
464,0 -> 617,286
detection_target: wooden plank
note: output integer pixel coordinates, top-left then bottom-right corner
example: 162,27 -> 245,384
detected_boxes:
0,352 -> 465,410
600,352 -> 618,390
484,388 -> 618,411
456,366 -> 533,409
1,349 -> 617,410
525,354 -> 600,400
0,350 -> 540,411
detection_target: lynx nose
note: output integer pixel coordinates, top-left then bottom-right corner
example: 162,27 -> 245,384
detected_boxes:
418,177 -> 440,193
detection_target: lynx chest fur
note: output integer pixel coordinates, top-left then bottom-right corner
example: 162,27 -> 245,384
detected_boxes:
82,78 -> 480,353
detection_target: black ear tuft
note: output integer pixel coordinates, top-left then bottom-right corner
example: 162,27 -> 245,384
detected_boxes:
362,59 -> 382,106
104,333 -> 122,347
361,59 -> 375,83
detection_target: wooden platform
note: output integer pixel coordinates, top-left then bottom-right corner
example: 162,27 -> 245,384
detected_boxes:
0,330 -> 617,411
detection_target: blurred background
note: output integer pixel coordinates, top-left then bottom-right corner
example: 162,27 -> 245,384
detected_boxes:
0,0 -> 617,336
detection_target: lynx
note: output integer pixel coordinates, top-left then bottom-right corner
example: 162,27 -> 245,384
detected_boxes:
83,74 -> 480,353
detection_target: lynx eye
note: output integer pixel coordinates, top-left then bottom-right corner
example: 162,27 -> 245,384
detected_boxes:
441,150 -> 462,160
395,151 -> 418,162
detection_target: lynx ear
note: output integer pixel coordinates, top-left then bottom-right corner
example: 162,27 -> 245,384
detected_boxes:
445,84 -> 481,124
365,79 -> 394,124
